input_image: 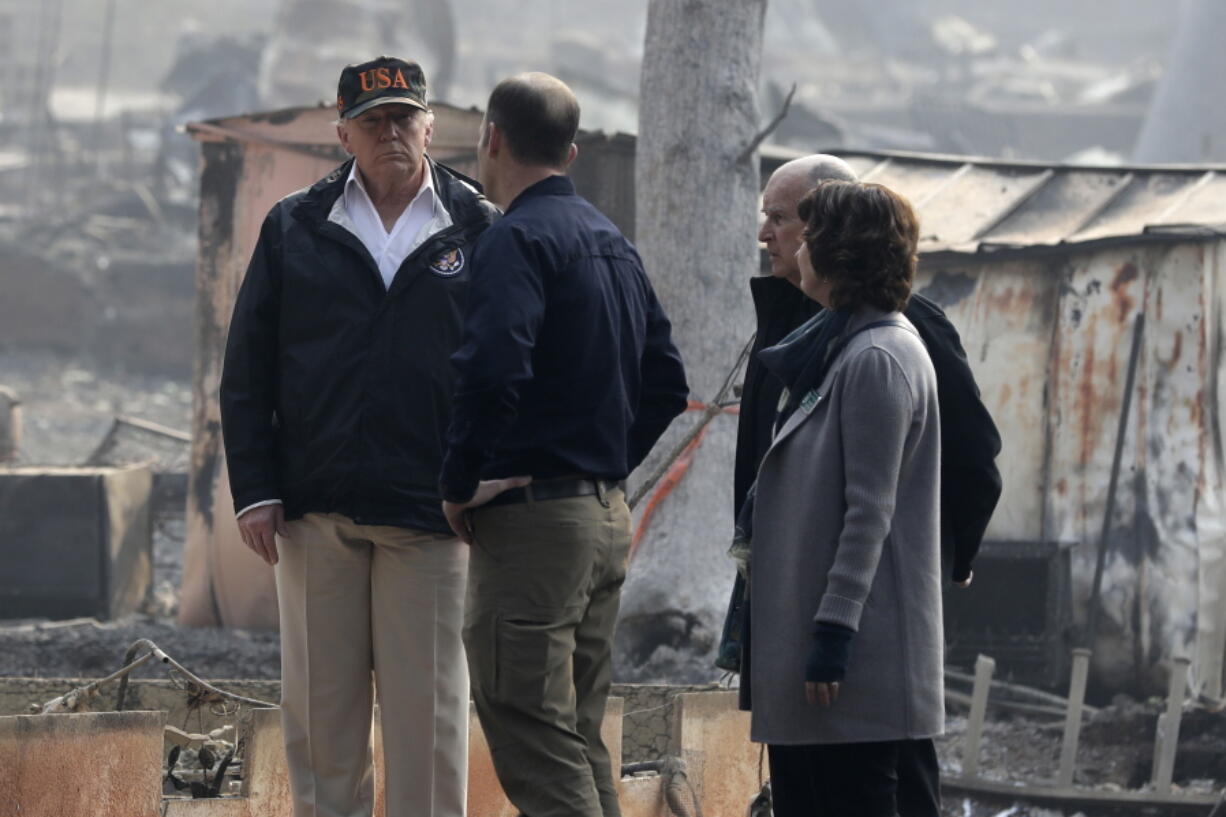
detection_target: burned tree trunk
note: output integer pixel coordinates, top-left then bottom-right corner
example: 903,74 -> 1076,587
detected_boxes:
617,0 -> 767,683
635,0 -> 765,401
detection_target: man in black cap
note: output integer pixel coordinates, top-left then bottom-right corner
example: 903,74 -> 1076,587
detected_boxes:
220,56 -> 502,817
439,73 -> 689,817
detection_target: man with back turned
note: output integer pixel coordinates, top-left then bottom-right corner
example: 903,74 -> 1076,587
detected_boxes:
439,73 -> 689,817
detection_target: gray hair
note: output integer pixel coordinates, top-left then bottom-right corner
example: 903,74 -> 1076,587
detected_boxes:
773,154 -> 858,188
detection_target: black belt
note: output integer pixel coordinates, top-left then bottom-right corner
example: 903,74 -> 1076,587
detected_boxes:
482,477 -> 618,509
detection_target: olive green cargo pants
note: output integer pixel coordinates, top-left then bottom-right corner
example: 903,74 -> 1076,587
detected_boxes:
465,486 -> 631,817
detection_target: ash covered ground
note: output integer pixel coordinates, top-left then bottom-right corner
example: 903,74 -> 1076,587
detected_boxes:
0,348 -> 282,682
0,513 -> 281,682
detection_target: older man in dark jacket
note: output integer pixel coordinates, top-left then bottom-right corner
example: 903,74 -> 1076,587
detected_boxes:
744,155 -> 1002,576
221,57 -> 499,817
733,154 -> 1003,817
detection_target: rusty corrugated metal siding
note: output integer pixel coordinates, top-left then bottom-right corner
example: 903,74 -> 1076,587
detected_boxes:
917,237 -> 1226,695
832,148 -> 1226,695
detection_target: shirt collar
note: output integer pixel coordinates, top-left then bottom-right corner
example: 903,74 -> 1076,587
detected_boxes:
346,158 -> 439,214
505,174 -> 575,214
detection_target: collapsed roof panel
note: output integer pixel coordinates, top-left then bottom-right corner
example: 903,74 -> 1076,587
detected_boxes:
915,164 -> 1052,248
981,170 -> 1129,248
859,157 -> 966,212
834,149 -> 1226,254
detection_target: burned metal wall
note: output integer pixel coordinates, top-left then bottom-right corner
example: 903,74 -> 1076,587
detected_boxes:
182,119 -> 344,629
919,239 -> 1226,696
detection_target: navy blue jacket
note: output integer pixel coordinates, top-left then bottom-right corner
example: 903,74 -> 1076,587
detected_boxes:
440,175 -> 688,502
221,158 -> 498,533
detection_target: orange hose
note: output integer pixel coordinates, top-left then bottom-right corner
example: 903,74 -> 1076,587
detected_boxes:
630,423 -> 709,558
630,401 -> 738,557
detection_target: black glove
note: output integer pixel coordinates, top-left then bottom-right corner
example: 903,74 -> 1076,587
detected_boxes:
805,622 -> 855,683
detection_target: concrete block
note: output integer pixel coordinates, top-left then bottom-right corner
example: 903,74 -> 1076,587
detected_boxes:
672,690 -> 761,817
2,690 -> 758,817
0,710 -> 164,817
617,775 -> 670,817
165,698 -> 627,817
0,465 -> 152,620
617,682 -> 717,762
237,707 -> 293,817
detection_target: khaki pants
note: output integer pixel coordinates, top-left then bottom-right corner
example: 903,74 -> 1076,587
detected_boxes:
275,513 -> 470,817
465,488 -> 632,817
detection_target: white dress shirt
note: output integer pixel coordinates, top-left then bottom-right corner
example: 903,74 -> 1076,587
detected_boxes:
235,159 -> 452,521
332,159 -> 453,290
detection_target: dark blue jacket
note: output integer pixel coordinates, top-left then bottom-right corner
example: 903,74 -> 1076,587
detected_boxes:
221,158 -> 498,533
440,175 -> 688,501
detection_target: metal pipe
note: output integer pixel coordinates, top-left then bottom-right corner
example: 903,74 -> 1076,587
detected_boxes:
944,688 -> 1070,721
1086,312 -> 1146,651
944,667 -> 1100,713
1056,647 -> 1093,786
1152,655 -> 1192,793
32,650 -> 156,714
1151,712 -> 1169,787
962,654 -> 995,779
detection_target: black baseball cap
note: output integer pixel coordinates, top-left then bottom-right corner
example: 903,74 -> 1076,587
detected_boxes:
336,56 -> 428,119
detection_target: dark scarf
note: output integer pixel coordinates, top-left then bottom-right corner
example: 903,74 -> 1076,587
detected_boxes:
758,305 -> 854,433
728,306 -> 853,579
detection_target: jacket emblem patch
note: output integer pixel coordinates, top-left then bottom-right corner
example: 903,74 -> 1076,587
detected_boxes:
429,248 -> 465,276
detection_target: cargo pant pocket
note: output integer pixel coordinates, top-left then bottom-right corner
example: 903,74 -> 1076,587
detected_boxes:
494,614 -> 566,705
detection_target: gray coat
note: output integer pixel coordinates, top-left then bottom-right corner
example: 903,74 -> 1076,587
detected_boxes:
749,308 -> 944,745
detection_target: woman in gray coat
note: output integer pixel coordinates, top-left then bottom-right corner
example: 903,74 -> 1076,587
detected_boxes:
747,181 -> 942,816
